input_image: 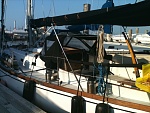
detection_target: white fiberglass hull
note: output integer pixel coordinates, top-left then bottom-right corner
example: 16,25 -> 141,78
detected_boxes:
0,70 -> 149,113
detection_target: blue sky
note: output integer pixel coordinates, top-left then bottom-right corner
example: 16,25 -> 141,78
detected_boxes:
2,0 -> 150,34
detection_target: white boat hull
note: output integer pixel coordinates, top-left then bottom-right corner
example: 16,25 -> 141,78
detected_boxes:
0,70 -> 149,113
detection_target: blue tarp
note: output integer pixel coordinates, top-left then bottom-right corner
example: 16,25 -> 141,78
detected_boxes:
102,0 -> 114,34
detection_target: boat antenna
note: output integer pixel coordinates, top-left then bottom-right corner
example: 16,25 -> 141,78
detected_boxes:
0,0 -> 5,55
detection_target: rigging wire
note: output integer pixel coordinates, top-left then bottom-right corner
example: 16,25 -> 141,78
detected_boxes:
77,66 -> 82,96
47,0 -> 52,17
117,0 -> 120,6
46,0 -> 56,17
52,0 -> 56,16
42,0 -> 45,17
67,0 -> 70,13
4,0 -> 7,22
91,0 -> 93,10
96,0 -> 100,9
32,0 -> 35,18
52,25 -> 84,92
23,0 -> 26,18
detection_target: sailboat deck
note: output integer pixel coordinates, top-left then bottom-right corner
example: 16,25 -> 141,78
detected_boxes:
108,75 -> 136,87
17,64 -> 137,88
17,66 -> 46,82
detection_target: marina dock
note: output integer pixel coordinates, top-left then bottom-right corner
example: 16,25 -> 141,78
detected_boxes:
0,83 -> 46,113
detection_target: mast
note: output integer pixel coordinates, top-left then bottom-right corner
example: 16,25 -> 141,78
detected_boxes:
26,0 -> 34,48
83,3 -> 91,34
0,0 -> 5,54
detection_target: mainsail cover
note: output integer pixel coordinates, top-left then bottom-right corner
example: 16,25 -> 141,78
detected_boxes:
30,1 -> 150,28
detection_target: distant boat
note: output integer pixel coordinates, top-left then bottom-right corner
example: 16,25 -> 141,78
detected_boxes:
111,34 -> 137,42
0,0 -> 150,113
12,29 -> 28,39
133,32 -> 150,44
4,29 -> 28,47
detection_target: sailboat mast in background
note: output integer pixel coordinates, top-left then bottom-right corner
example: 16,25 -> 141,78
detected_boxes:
26,0 -> 34,48
0,0 -> 5,54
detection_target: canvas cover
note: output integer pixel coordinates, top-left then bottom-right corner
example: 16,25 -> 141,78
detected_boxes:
31,1 -> 150,28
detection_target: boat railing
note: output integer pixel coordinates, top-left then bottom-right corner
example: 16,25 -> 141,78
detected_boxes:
42,55 -> 65,84
43,54 -> 144,72
43,54 -> 143,83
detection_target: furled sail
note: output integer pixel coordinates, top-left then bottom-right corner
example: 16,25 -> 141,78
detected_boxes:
31,0 -> 150,28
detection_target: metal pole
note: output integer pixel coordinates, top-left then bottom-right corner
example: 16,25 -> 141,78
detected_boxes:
27,0 -> 33,48
52,25 -> 84,92
0,0 -> 5,55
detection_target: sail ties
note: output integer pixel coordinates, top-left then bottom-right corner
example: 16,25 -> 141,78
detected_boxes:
64,15 -> 68,21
